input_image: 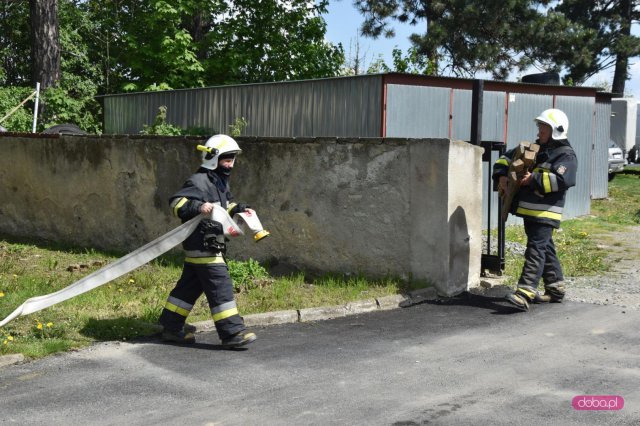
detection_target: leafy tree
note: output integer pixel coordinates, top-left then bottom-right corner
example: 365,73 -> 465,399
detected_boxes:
74,0 -> 343,91
353,0 -> 640,93
338,34 -> 370,76
39,0 -> 103,132
0,0 -> 100,132
362,47 -> 436,75
1,0 -> 345,133
64,0 -> 207,93
365,54 -> 390,74
354,0 -> 551,79
0,87 -> 35,132
29,0 -> 61,90
0,1 -> 31,86
200,0 -> 344,84
389,46 -> 436,74
549,0 -> 640,93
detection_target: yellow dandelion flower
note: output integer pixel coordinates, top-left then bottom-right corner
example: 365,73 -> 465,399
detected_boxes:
12,274 -> 17,278
0,291 -> 4,297
7,335 -> 13,341
46,322 -> 53,328
37,323 -> 43,330
128,278 -> 135,284
118,288 -> 123,292
3,340 -> 7,345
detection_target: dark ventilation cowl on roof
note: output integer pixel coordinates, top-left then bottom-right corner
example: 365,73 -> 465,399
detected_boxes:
522,72 -> 561,85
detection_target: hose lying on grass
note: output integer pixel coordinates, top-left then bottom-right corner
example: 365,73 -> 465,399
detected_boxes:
0,204 -> 269,328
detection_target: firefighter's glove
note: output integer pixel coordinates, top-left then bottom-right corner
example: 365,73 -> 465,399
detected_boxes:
230,203 -> 251,216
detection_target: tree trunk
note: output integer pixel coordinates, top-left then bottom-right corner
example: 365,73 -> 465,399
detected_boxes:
611,0 -> 632,95
29,0 -> 60,89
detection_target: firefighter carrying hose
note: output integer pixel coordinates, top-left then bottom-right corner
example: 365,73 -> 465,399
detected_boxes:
159,134 -> 257,346
492,109 -> 577,312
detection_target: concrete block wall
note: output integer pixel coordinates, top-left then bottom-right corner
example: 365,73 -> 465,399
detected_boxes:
0,134 -> 483,296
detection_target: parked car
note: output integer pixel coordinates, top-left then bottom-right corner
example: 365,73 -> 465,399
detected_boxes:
608,141 -> 625,181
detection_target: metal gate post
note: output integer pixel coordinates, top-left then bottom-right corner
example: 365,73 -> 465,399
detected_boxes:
469,79 -> 505,275
480,142 -> 506,275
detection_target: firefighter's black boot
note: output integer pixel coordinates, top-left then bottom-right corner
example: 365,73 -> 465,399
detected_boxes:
162,329 -> 196,344
221,331 -> 256,348
534,282 -> 566,303
505,287 -> 537,312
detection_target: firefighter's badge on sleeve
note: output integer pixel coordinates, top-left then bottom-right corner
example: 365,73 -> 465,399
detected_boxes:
556,165 -> 567,175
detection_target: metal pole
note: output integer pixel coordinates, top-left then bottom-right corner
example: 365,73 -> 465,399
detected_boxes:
470,79 -> 483,146
32,82 -> 40,133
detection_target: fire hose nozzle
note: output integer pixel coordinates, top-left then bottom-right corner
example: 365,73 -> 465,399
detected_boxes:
254,229 -> 270,242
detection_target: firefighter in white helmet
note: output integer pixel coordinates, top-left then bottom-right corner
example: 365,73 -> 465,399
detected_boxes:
493,109 -> 577,311
159,134 -> 256,346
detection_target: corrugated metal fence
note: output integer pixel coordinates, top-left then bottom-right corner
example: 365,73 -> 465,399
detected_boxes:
104,76 -> 383,137
102,73 -> 612,225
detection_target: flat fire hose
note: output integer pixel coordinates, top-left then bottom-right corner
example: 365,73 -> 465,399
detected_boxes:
0,205 -> 270,328
0,215 -> 202,328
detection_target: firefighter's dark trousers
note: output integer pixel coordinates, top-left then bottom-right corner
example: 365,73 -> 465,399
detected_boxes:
159,260 -> 244,340
517,220 -> 564,292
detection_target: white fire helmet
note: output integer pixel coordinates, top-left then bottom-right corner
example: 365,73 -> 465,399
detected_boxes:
535,108 -> 569,140
200,134 -> 242,170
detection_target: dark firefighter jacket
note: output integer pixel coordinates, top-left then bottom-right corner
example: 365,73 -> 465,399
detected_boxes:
492,139 -> 577,228
169,168 -> 238,252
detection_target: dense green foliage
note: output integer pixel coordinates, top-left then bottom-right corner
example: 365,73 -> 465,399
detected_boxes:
366,47 -> 437,75
0,87 -> 35,131
0,0 -> 344,133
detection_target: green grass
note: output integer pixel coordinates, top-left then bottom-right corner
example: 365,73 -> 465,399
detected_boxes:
2,166 -> 639,359
0,239 -> 408,358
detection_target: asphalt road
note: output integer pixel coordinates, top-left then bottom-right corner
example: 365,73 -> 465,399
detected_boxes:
0,295 -> 638,425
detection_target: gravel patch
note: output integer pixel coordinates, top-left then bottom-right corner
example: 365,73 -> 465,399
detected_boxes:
477,226 -> 640,310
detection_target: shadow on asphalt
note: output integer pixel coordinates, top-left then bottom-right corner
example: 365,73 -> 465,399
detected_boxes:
79,317 -> 250,350
404,291 -> 524,315
157,341 -> 250,352
119,333 -> 251,351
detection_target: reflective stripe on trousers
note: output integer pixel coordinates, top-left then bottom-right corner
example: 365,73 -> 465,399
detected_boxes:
163,296 -> 194,317
211,300 -> 239,322
159,262 -> 244,339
